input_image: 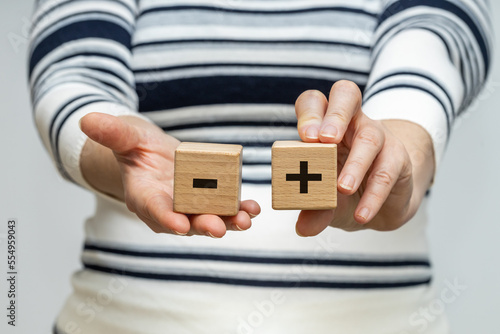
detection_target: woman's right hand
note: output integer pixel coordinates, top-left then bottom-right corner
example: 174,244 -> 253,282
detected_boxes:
79,112 -> 260,238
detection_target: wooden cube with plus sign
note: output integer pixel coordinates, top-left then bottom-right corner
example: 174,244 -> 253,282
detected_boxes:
272,141 -> 337,210
173,142 -> 242,216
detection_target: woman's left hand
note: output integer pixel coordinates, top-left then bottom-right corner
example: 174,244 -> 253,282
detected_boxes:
294,80 -> 435,235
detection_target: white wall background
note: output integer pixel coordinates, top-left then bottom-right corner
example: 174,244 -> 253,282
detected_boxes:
0,1 -> 498,333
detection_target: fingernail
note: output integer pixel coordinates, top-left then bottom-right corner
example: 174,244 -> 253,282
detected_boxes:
206,231 -> 219,238
340,174 -> 355,191
78,118 -> 82,130
320,125 -> 338,139
174,230 -> 188,236
305,126 -> 319,140
232,224 -> 244,231
249,213 -> 258,219
357,208 -> 370,222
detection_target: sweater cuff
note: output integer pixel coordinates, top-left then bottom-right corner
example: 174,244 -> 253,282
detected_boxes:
363,29 -> 465,169
362,88 -> 447,169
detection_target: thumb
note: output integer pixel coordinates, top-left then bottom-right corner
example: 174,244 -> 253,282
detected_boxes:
79,112 -> 141,154
295,209 -> 332,237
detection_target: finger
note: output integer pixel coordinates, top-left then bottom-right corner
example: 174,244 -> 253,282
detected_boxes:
139,191 -> 191,235
214,199 -> 261,233
338,119 -> 385,195
240,200 -> 261,218
354,145 -> 409,224
221,211 -> 252,231
189,214 -> 227,238
295,210 -> 333,237
135,211 -> 174,234
319,80 -> 363,143
190,201 -> 259,236
79,112 -> 141,154
220,199 -> 260,231
295,90 -> 328,142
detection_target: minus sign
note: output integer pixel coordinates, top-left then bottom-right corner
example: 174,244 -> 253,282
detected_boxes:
7,272 -> 17,274
193,178 -> 218,189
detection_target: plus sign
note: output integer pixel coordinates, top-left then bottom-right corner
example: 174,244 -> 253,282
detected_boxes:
286,161 -> 322,194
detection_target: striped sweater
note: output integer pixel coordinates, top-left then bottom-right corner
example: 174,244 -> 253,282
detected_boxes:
28,1 -> 492,333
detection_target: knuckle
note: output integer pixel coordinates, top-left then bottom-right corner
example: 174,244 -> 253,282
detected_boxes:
357,128 -> 382,148
325,110 -> 349,124
369,168 -> 395,187
346,156 -> 365,170
365,188 -> 386,203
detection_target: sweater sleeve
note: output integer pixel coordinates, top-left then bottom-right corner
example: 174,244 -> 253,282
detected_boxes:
363,0 -> 493,168
28,0 -> 148,190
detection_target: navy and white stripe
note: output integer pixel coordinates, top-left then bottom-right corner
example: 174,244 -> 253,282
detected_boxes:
365,0 -> 492,131
29,0 -> 139,185
82,241 -> 432,289
359,0 -> 493,167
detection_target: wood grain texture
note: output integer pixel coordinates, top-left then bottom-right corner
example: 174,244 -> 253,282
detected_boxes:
272,141 -> 337,210
174,142 -> 242,215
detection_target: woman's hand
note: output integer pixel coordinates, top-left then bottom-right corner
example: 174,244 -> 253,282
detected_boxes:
294,81 -> 435,235
79,113 -> 260,238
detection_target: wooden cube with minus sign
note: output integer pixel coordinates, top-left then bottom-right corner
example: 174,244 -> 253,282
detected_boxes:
272,141 -> 337,210
173,142 -> 243,216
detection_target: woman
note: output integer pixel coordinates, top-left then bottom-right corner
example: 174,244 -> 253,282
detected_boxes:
29,0 -> 492,333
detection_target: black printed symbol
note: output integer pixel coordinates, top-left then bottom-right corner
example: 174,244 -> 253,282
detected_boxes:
193,178 -> 218,189
286,161 -> 322,194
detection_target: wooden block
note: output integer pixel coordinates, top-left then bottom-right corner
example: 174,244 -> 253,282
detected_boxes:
174,142 -> 242,215
272,141 -> 337,210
